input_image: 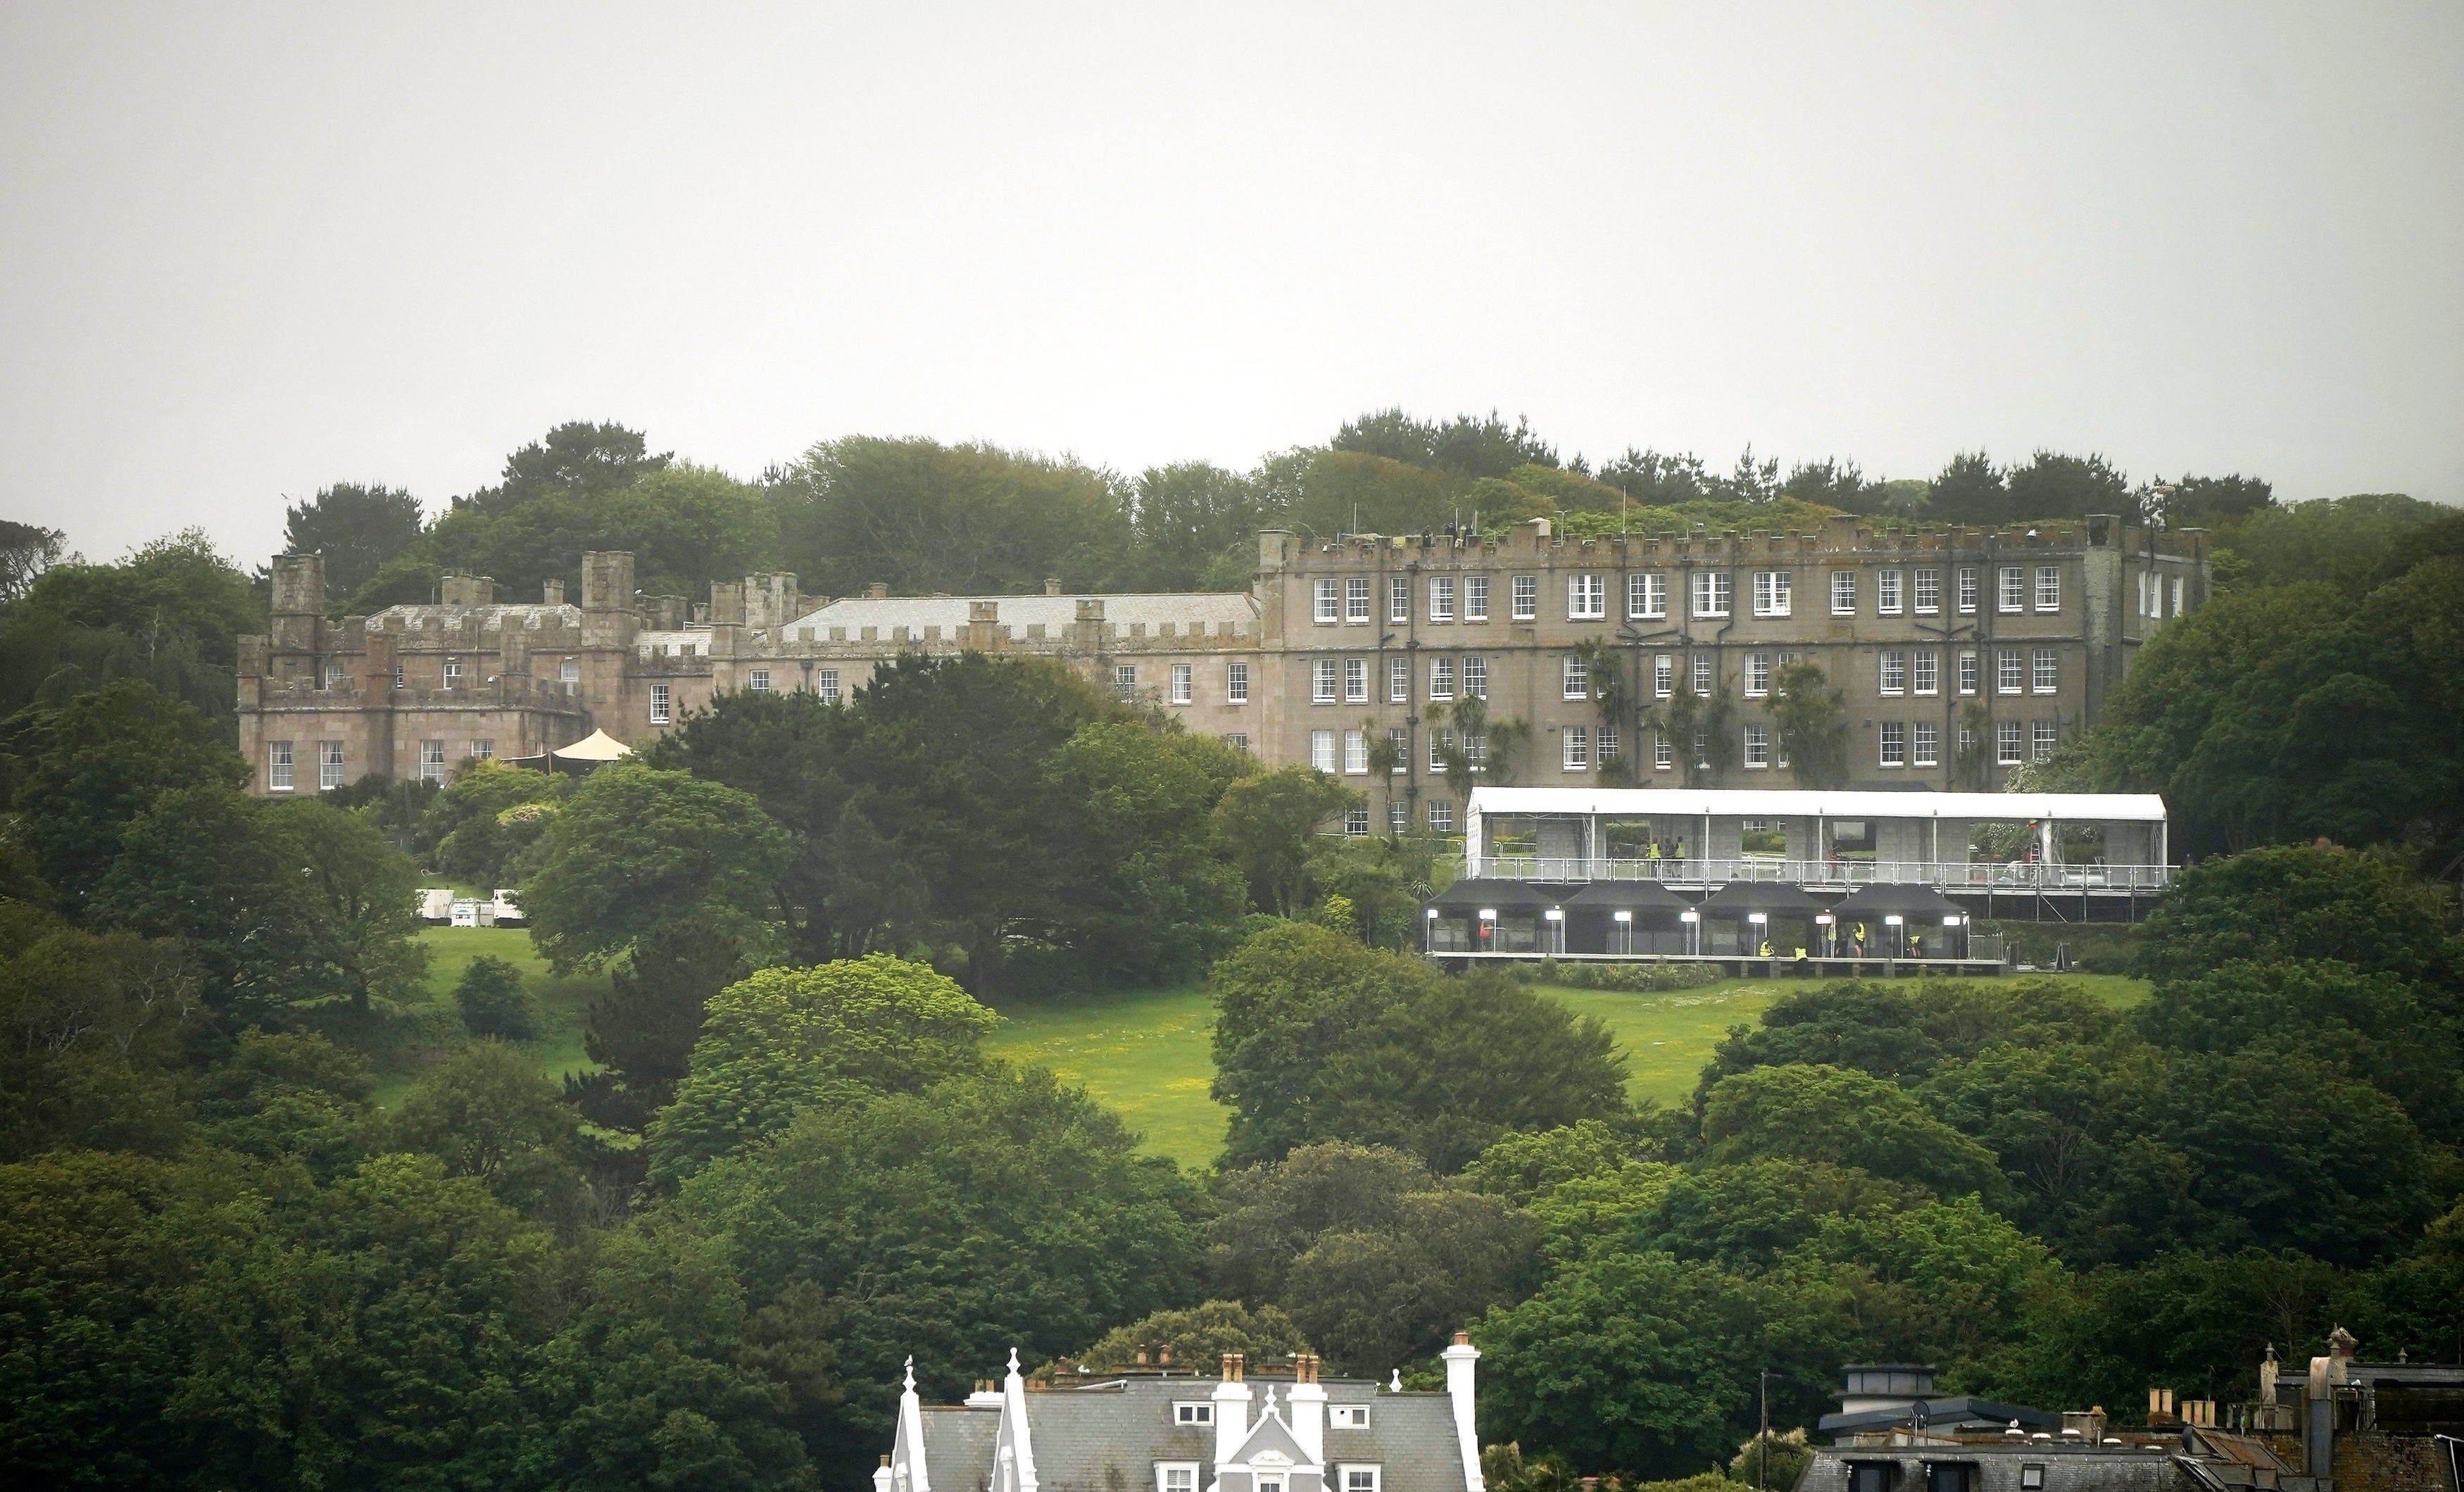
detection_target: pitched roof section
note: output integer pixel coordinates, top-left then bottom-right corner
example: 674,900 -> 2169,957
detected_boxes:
912,1380 -> 1471,1492
782,593 -> 1259,638
367,602 -> 583,630
1226,1403 -> 1311,1466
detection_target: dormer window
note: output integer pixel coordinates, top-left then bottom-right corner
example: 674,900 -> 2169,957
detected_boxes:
1330,1406 -> 1369,1429
1339,1467 -> 1381,1492
1157,1464 -> 1198,1492
1172,1403 -> 1214,1426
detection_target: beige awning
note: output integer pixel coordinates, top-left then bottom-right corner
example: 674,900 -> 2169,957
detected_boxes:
550,729 -> 634,763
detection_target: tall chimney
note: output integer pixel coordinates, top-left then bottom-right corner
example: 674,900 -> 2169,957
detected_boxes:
1288,1353 -> 1326,1467
1443,1332 -> 1484,1492
1045,577 -> 1062,596
543,578 -> 565,606
1212,1353 -> 1252,1472
868,582 -> 889,599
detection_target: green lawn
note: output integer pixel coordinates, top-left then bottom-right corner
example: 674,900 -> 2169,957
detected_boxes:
979,971 -> 2151,1171
984,987 -> 1226,1170
372,927 -> 608,1110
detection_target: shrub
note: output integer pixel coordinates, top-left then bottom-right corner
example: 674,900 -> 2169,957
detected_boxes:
453,955 -> 534,1040
1519,958 -> 1723,993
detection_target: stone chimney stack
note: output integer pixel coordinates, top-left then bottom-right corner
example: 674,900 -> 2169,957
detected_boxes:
1288,1353 -> 1326,1467
1045,577 -> 1062,596
440,573 -> 494,607
1443,1332 -> 1484,1492
580,551 -> 639,648
967,600 -> 1000,650
543,578 -> 565,606
868,582 -> 890,599
270,554 -> 325,654
1212,1353 -> 1252,1472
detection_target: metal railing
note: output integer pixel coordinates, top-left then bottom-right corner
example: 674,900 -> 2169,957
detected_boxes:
1464,856 -> 2173,891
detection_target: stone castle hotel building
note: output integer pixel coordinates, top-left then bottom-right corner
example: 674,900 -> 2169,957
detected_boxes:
241,515 -> 2208,828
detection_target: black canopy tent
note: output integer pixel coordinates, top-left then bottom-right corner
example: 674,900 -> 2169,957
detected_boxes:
1563,879 -> 1691,954
1696,880 -> 1823,955
1424,878 -> 1569,953
1831,883 -> 1967,956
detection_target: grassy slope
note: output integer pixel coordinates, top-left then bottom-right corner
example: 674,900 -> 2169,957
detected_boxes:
983,987 -> 1226,1171
372,927 -> 607,1110
981,972 -> 2150,1171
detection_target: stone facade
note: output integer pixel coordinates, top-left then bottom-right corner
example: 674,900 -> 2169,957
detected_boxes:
239,515 -> 2206,818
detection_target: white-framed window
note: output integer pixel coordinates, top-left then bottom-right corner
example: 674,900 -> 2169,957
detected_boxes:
1389,575 -> 1410,623
1563,654 -> 1588,700
1691,653 -> 1713,696
1653,732 -> 1674,771
2032,720 -> 2059,761
1225,732 -> 1250,752
1344,808 -> 1370,836
1752,570 -> 1792,617
268,739 -> 294,791
1390,799 -> 1409,832
2035,565 -> 2061,611
817,668 -> 841,705
2170,575 -> 2184,616
560,658 -> 581,686
1388,656 -> 1409,703
1997,649 -> 2023,694
1628,571 -> 1666,620
1745,651 -> 1771,696
1429,657 -> 1454,700
1913,649 -> 1938,696
748,668 -> 772,693
1171,663 -> 1193,705
1878,570 -> 1904,614
1161,1461 -> 1202,1492
1880,651 -> 1906,694
1913,568 -> 1941,613
1312,729 -> 1338,772
1569,573 -> 1605,620
1462,655 -> 1488,699
1226,661 -> 1249,704
649,683 -> 672,724
1913,721 -> 1940,767
1259,1479 -> 1286,1492
1116,664 -> 1138,701
1597,725 -> 1619,763
1957,651 -> 1978,695
1653,654 -> 1673,698
2020,1466 -> 2046,1492
2032,647 -> 2058,694
1346,577 -> 1371,623
1429,575 -> 1455,622
1344,658 -> 1367,703
1958,724 -> 1975,762
392,661 -> 405,689
1999,565 -> 2025,612
1464,575 -> 1490,620
319,740 -> 344,790
1690,570 -> 1731,618
1331,1406 -> 1371,1430
1957,565 -> 1980,613
1564,726 -> 1589,771
1313,658 -> 1338,703
1314,579 -> 1340,623
1388,727 -> 1409,773
1464,734 -> 1488,772
1427,798 -> 1454,832
1744,723 -> 1769,768
1340,1466 -> 1381,1492
1343,729 -> 1369,774
420,739 -> 447,782
443,658 -> 462,689
1997,720 -> 2025,765
1511,575 -> 1538,620
1880,721 -> 1906,767
470,739 -> 494,760
1172,1404 -> 1214,1428
1830,571 -> 1856,614
1429,729 -> 1452,772
1692,728 -> 1710,769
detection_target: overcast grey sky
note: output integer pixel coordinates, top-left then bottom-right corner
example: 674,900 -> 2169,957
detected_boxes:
4,1 -> 2458,563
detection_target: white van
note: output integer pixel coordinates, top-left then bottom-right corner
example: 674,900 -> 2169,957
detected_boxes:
415,888 -> 457,923
489,889 -> 526,925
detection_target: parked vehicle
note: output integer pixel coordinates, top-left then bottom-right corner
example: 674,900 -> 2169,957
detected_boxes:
416,888 -> 457,923
489,889 -> 525,924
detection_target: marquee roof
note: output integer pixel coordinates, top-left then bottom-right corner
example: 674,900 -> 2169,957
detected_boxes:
1466,786 -> 2167,822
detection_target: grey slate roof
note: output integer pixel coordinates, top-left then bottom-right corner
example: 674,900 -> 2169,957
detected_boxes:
1817,1398 -> 2062,1435
367,602 -> 583,630
782,594 -> 1258,638
916,1379 -> 1469,1492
